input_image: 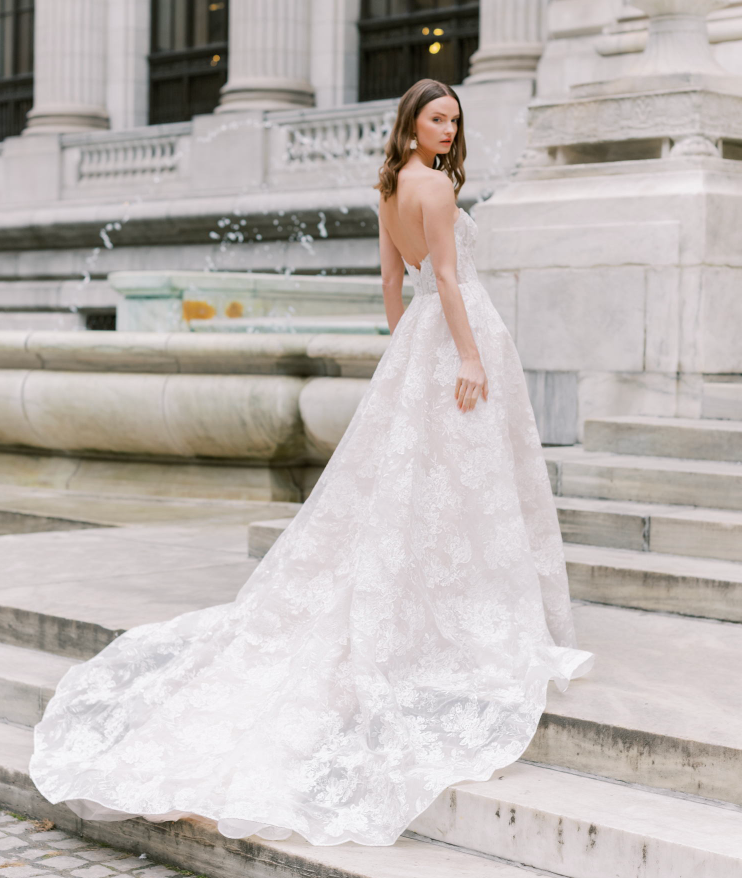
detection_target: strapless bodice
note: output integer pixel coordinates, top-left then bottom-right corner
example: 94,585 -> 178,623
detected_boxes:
401,208 -> 479,295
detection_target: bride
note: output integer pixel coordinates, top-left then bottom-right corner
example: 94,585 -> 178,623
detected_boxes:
29,79 -> 594,848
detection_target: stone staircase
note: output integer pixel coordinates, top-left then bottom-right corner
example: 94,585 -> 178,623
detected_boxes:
2,415 -> 742,876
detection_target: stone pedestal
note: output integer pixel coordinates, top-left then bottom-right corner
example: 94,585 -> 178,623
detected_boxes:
24,0 -> 110,135
217,0 -> 315,112
473,0 -> 741,443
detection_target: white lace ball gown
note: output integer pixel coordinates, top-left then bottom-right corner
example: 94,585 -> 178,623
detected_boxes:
29,208 -> 594,847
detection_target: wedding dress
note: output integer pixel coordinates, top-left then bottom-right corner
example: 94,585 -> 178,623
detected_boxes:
29,207 -> 594,847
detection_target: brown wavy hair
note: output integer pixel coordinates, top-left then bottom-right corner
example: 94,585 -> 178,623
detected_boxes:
374,78 -> 466,202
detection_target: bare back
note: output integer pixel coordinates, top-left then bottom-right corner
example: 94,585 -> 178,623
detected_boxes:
379,168 -> 460,271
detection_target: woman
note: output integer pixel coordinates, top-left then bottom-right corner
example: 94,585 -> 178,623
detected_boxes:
29,79 -> 594,847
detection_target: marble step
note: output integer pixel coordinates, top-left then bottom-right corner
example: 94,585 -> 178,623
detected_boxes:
522,604 -> 742,806
410,761 -> 742,878
247,517 -> 297,559
583,415 -> 742,462
703,380 -> 742,420
0,523 -> 260,658
4,699 -> 742,878
545,445 -> 742,510
0,642 -> 80,726
556,496 -> 742,561
247,499 -> 742,563
0,725 -> 533,878
4,600 -> 741,809
564,543 -> 742,622
246,515 -> 742,620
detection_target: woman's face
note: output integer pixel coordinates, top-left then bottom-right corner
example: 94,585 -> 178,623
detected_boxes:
414,95 -> 459,158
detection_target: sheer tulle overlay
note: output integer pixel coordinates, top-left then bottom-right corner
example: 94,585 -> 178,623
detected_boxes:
29,208 -> 594,847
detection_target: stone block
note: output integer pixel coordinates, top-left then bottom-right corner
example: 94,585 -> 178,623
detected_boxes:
479,221 -> 679,272
555,496 -> 647,551
577,371 -> 679,436
650,506 -> 742,562
410,761 -> 742,878
0,135 -> 61,207
701,266 -> 742,372
25,332 -> 176,373
565,542 -> 742,622
299,377 -> 370,459
584,414 -> 742,461
548,446 -> 742,509
248,518 -> 295,559
702,380 -> 742,420
0,372 -> 39,448
524,370 -> 578,445
475,272 -> 517,338
0,334 -> 41,369
644,267 -> 680,372
162,374 -> 307,460
516,268 -> 645,371
21,371 -> 177,456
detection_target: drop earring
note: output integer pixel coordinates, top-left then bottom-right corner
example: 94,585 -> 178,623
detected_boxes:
410,136 -> 417,150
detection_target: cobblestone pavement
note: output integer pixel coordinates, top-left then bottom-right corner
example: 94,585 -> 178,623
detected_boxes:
0,810 -> 207,878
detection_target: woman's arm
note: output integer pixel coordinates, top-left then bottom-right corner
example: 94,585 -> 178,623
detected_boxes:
422,175 -> 488,413
378,215 -> 406,334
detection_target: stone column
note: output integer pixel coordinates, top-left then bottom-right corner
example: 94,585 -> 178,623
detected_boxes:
107,0 -> 151,130
217,0 -> 315,112
466,0 -> 548,83
24,0 -> 110,135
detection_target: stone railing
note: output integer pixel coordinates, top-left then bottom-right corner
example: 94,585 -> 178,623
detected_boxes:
62,123 -> 192,195
269,98 -> 397,167
52,100 -> 397,199
0,330 -> 388,502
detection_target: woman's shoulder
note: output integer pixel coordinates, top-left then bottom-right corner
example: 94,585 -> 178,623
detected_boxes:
399,166 -> 453,199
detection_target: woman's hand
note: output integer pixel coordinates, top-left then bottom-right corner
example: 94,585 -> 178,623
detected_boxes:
455,357 -> 488,413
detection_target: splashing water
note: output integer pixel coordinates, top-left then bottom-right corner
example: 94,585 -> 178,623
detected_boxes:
71,106 -> 511,331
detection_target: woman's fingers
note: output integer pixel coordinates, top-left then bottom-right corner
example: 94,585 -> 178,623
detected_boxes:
459,381 -> 482,412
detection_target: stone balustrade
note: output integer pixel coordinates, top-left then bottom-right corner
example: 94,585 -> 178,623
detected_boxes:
66,124 -> 191,190
0,330 -> 388,501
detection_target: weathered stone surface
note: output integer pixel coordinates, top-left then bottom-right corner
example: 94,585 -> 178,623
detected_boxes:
0,452 -> 304,503
547,445 -> 742,509
584,414 -> 742,461
247,518 -> 297,559
556,495 -> 742,561
525,603 -> 742,805
299,377 -> 370,459
0,524 -> 259,657
516,268 -> 646,371
0,371 -> 308,461
565,542 -> 742,621
410,762 -> 742,878
0,764 -> 532,878
0,642 -> 78,725
702,380 -> 742,420
477,221 -> 679,271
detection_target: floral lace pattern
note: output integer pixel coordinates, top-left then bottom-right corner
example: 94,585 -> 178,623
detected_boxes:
30,208 -> 594,848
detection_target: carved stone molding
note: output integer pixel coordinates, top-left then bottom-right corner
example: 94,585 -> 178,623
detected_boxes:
529,89 -> 742,149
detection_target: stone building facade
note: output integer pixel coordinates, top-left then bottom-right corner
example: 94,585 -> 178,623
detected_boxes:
1,0 -> 742,334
